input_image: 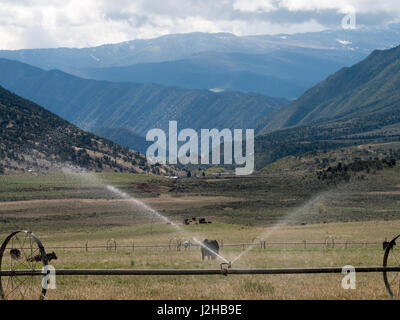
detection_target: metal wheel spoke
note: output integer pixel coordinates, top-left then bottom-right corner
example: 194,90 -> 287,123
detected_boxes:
389,272 -> 400,286
392,249 -> 400,265
20,276 -> 39,299
5,277 -> 26,299
17,234 -> 32,265
0,231 -> 48,300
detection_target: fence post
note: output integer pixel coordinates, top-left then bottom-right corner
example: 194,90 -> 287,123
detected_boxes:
303,240 -> 307,249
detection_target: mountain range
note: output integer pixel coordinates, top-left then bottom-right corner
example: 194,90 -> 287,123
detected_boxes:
1,29 -> 400,173
0,58 -> 287,153
260,44 -> 400,133
254,44 -> 400,169
80,49 -> 349,99
2,26 -> 400,99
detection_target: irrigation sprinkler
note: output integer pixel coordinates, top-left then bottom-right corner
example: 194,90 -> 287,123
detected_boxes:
106,239 -> 117,251
383,234 -> 400,298
2,266 -> 400,277
325,236 -> 335,249
0,230 -> 49,300
1,231 -> 400,300
169,238 -> 182,251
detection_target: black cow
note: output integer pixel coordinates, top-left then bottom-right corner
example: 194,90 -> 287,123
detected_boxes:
383,240 -> 396,251
10,248 -> 21,260
201,239 -> 219,261
27,251 -> 58,263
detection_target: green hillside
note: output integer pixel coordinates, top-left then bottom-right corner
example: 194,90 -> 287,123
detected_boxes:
259,44 -> 400,133
0,86 -> 175,175
255,105 -> 400,170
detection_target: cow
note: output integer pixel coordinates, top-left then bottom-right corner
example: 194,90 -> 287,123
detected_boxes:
10,248 -> 21,260
201,239 -> 219,261
27,251 -> 58,263
383,240 -> 396,251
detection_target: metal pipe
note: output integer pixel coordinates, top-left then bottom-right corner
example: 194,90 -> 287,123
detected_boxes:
3,241 -> 383,250
1,266 -> 400,277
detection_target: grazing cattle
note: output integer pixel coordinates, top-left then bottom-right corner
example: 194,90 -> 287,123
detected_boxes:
383,240 -> 396,251
10,248 -> 21,260
27,251 -> 58,263
201,239 -> 219,261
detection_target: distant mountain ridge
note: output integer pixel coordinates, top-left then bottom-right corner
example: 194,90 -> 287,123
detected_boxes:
0,59 -> 287,153
80,50 -> 349,99
1,27 -> 399,70
1,26 -> 399,99
259,44 -> 400,133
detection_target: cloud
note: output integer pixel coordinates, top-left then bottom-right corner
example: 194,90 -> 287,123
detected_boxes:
232,0 -> 276,13
0,0 -> 399,49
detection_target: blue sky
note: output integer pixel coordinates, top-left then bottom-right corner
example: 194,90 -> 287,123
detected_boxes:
0,0 -> 399,49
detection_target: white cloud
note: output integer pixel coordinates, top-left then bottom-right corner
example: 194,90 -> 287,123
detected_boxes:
279,0 -> 400,14
0,0 -> 399,49
233,0 -> 276,13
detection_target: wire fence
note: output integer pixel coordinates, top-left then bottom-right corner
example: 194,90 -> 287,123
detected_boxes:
41,239 -> 385,252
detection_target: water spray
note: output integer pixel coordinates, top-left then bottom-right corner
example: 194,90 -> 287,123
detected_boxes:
60,165 -> 231,264
229,191 -> 338,266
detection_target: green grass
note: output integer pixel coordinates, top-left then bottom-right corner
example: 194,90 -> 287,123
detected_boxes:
0,172 -> 168,201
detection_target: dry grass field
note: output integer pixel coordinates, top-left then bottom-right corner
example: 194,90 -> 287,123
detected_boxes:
1,170 -> 400,299
1,220 -> 396,300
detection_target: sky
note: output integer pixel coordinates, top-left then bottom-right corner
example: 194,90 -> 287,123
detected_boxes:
0,0 -> 399,50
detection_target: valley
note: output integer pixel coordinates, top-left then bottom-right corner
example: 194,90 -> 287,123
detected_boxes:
1,167 -> 400,299
1,20 -> 400,301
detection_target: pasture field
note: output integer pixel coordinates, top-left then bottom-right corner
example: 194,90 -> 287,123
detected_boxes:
1,169 -> 400,299
0,220 -> 397,299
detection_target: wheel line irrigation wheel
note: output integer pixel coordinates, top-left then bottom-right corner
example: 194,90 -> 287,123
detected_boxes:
383,234 -> 400,299
0,230 -> 49,300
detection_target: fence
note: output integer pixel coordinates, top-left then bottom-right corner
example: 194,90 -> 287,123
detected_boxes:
41,240 -> 384,251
